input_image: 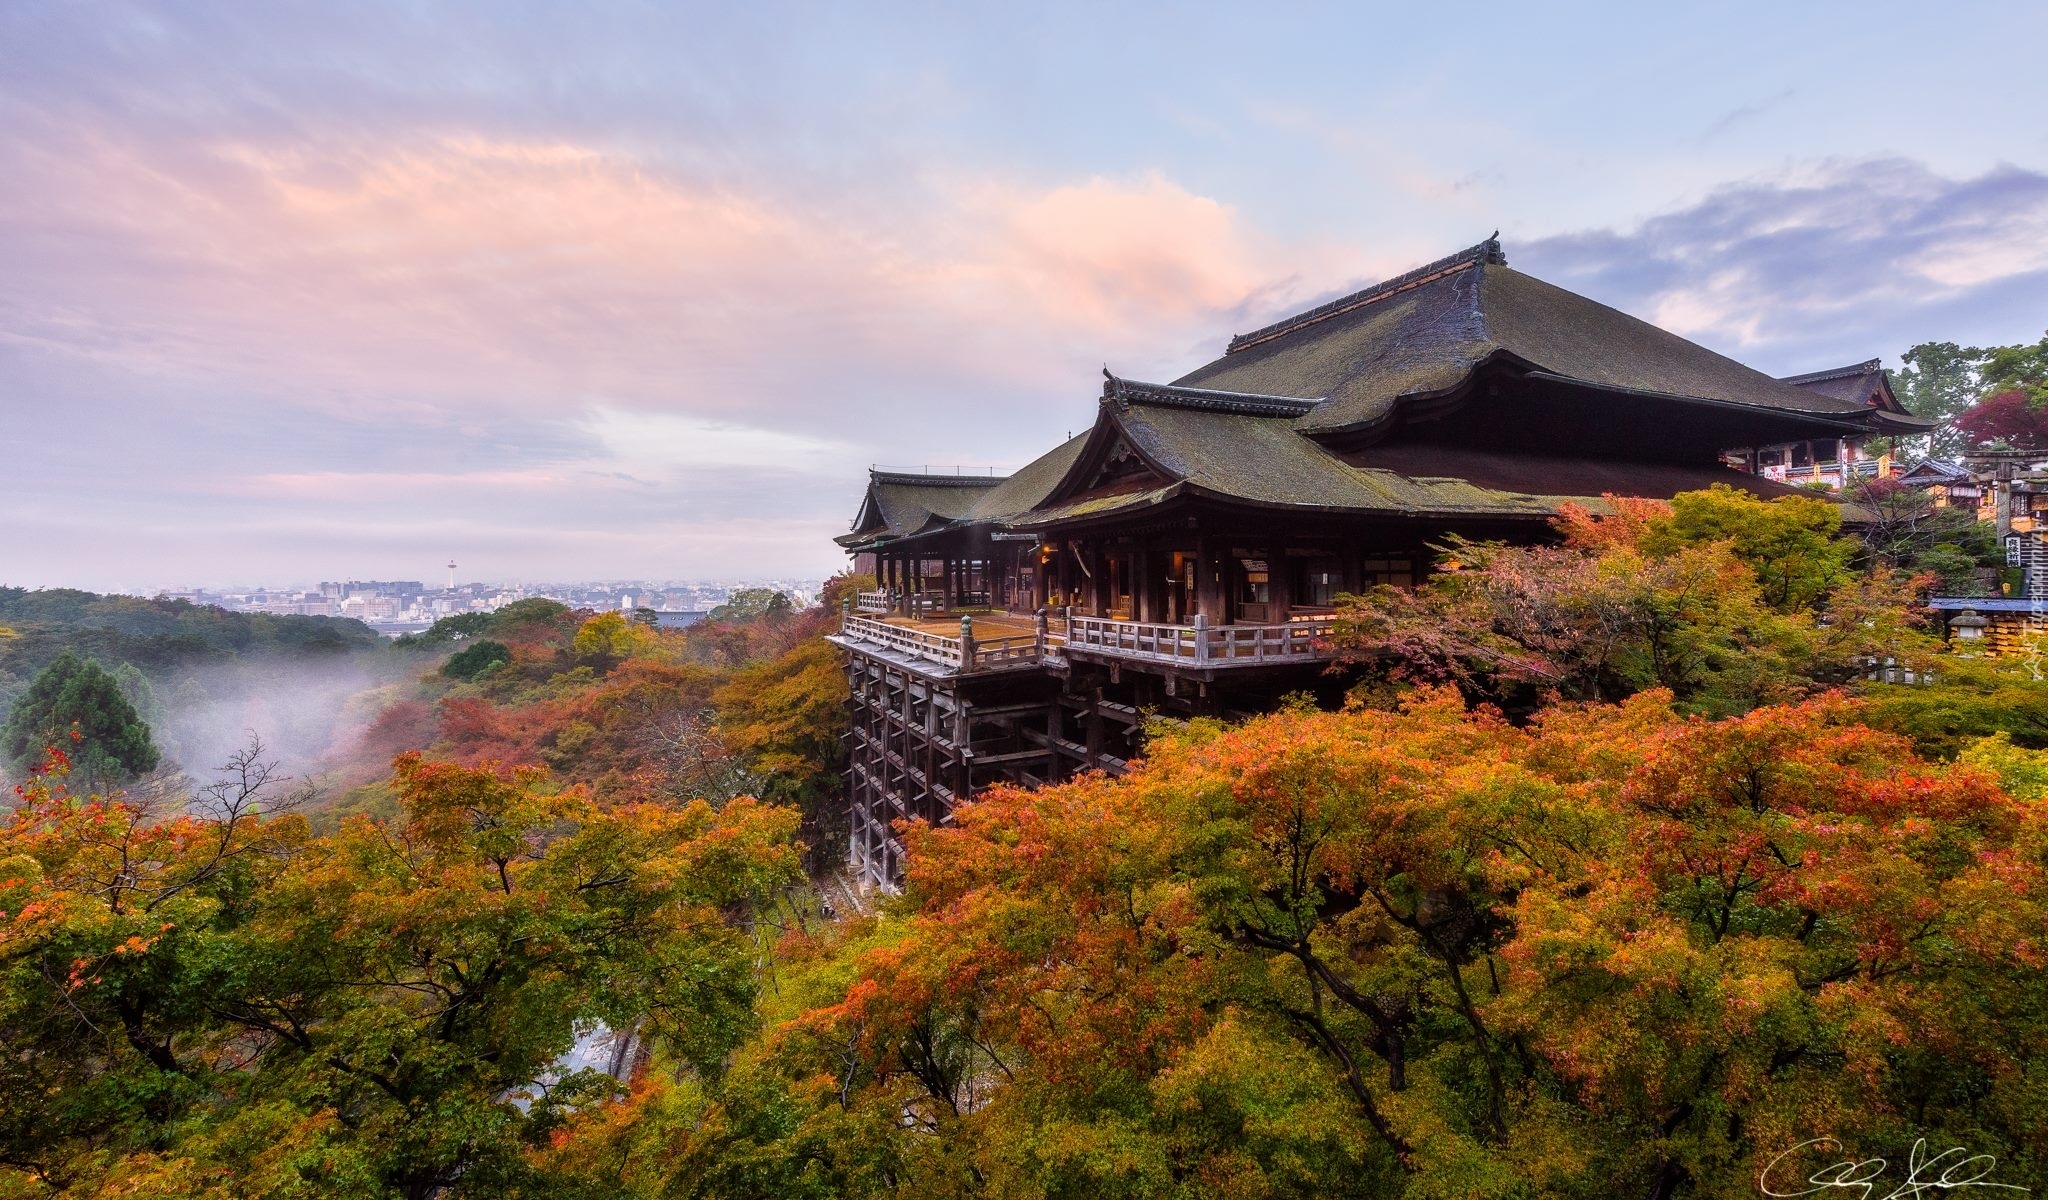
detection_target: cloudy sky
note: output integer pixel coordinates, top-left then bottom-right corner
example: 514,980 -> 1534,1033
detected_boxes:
3,1 -> 2046,591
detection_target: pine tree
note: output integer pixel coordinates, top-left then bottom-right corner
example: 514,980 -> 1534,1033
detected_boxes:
2,649 -> 161,786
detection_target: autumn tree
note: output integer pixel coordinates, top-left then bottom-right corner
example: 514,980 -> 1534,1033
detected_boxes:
743,691 -> 2048,1198
572,610 -> 664,666
715,637 -> 851,861
1335,488 -> 1933,715
0,744 -> 804,1198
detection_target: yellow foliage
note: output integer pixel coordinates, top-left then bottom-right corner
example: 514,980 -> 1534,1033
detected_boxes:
573,611 -> 664,661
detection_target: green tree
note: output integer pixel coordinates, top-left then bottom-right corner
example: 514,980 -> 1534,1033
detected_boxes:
485,598 -> 574,640
442,639 -> 512,681
396,611 -> 492,647
1981,331 -> 2048,404
1845,477 -> 2002,594
714,637 -> 850,864
1890,341 -> 1990,458
708,588 -> 793,624
2,649 -> 160,786
1644,483 -> 1854,612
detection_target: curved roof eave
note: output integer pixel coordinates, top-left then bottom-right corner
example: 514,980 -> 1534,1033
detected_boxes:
1294,349 -> 1880,441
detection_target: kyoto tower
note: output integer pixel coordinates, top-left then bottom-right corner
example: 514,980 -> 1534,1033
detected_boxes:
447,560 -> 457,589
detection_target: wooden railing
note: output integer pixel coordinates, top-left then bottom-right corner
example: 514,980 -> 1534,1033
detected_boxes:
858,590 -> 995,616
839,612 -> 1338,673
966,633 -> 1042,668
839,614 -> 1043,672
1065,615 -> 1338,665
839,614 -> 967,668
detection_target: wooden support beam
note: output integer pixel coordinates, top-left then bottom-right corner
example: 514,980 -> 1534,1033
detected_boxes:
968,746 -> 1059,768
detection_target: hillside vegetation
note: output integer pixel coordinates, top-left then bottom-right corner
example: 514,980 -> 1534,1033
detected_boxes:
5,495 -> 2048,1198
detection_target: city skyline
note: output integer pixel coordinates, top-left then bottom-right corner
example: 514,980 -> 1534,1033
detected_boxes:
4,2 -> 2047,590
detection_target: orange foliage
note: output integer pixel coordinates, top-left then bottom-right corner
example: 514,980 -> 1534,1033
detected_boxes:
793,689 -> 2048,1191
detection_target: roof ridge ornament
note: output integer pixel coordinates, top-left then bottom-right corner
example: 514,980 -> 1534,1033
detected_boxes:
1226,234 -> 1507,355
1777,358 -> 1885,385
868,470 -> 1009,487
1101,372 -> 1320,417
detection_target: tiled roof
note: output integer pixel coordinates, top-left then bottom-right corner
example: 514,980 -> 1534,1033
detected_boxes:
839,436 -> 1089,548
841,237 -> 1925,543
1176,240 -> 1913,437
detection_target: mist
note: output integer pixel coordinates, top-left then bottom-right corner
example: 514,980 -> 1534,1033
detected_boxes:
132,649 -> 423,789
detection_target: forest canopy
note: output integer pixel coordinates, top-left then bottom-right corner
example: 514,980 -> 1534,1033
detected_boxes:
5,489 -> 2048,1197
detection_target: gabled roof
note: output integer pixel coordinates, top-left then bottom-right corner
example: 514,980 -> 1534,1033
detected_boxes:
1007,374 -> 1594,529
1785,354 -> 1908,419
838,471 -> 1003,547
837,436 -> 1091,549
1896,458 -> 1974,485
1174,237 -> 1928,438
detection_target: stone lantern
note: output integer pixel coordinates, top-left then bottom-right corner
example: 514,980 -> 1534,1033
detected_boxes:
1949,608 -> 1991,653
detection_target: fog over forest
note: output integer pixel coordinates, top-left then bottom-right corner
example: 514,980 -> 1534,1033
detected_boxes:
141,655 -> 414,785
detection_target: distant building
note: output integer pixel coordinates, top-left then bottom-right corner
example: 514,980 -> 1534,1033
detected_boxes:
341,594 -> 400,620
649,611 -> 707,630
1731,360 -> 1924,488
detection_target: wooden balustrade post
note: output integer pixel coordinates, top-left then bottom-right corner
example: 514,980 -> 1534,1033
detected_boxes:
1035,606 -> 1049,652
840,597 -> 852,630
959,615 -> 976,670
1193,612 -> 1210,664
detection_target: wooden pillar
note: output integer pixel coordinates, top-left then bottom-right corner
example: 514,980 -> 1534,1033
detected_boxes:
1196,534 -> 1225,625
1269,545 -> 1292,625
1033,543 -> 1049,610
1090,542 -> 1109,616
1133,548 -> 1155,623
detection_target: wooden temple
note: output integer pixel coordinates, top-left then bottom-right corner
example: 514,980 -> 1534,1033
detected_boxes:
829,236 -> 1932,887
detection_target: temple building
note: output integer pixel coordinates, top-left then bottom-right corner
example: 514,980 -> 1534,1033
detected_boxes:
829,236 -> 1932,887
1732,358 -> 1920,488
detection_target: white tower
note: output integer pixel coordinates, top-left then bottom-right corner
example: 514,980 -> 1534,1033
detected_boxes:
447,560 -> 457,589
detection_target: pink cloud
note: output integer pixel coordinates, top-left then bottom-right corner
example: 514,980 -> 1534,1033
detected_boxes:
5,130 -> 1351,445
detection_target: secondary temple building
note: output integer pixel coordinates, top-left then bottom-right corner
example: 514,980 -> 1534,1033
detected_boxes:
828,236 -> 1931,887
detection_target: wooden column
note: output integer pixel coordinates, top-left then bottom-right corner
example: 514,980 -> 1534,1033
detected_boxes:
1196,534 -> 1225,625
1033,544 -> 1049,610
1090,542 -> 1108,616
1133,548 -> 1155,622
1268,545 -> 1292,625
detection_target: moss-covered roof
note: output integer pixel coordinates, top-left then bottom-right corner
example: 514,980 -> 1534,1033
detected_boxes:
965,434 -> 1089,521
1173,238 -> 1927,437
839,436 -> 1090,548
840,237 -> 1924,548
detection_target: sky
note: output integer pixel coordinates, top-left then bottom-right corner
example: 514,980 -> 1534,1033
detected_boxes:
3,1 -> 2046,592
